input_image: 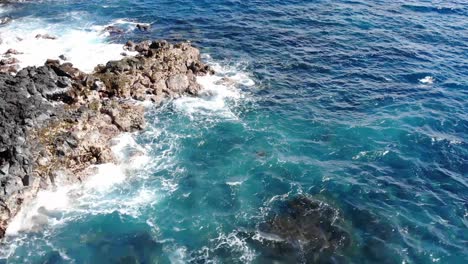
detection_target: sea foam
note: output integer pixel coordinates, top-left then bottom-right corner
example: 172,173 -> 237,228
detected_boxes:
173,56 -> 254,119
0,15 -> 132,73
4,133 -> 151,237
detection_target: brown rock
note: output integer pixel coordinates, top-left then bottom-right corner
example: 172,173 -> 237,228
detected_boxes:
166,74 -> 189,93
5,49 -> 22,55
0,57 -> 19,65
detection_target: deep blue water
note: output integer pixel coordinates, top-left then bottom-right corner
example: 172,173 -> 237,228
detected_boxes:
1,0 -> 467,263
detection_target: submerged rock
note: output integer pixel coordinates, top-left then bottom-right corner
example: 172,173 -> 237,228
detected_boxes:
0,40 -> 213,238
247,195 -> 352,263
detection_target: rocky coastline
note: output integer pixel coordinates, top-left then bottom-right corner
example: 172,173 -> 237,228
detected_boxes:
0,40 -> 213,238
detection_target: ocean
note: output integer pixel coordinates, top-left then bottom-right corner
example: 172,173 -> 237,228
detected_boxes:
0,0 -> 467,263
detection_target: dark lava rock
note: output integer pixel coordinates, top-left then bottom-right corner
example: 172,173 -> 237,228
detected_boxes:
104,25 -> 125,35
0,65 -> 72,236
247,195 -> 352,263
0,40 -> 213,238
136,23 -> 150,31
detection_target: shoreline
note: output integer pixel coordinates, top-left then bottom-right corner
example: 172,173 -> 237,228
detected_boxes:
0,39 -> 214,238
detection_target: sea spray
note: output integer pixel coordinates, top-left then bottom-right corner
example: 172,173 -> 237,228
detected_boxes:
173,56 -> 255,119
0,16 -> 132,73
4,132 -> 148,236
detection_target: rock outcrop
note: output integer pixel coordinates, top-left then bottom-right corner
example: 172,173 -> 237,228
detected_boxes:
0,40 -> 213,237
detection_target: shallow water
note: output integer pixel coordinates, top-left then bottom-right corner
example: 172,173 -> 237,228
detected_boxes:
0,0 -> 467,263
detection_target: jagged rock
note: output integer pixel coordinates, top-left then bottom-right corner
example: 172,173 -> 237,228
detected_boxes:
0,40 -> 213,238
0,64 -> 19,73
0,65 -> 71,237
5,49 -> 22,55
95,40 -> 212,100
59,54 -> 68,61
134,41 -> 150,53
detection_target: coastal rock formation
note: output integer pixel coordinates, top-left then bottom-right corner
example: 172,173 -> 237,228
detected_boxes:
0,40 -> 213,237
0,66 -> 71,237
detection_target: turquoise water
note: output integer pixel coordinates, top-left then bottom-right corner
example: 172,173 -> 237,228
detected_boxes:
1,0 -> 467,263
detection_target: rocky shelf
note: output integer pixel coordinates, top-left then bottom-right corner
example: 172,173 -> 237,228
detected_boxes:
0,40 -> 213,237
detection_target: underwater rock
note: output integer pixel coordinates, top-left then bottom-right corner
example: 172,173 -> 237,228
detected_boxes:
247,195 -> 351,263
0,40 -> 213,238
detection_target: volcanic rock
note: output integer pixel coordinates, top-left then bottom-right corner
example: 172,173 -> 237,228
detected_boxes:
136,23 -> 150,31
0,40 -> 213,238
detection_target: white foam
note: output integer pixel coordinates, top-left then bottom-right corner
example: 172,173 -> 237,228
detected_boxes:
173,59 -> 254,119
226,180 -> 245,186
4,132 -> 153,237
168,246 -> 188,264
0,16 -> 133,73
214,232 -> 257,263
5,185 -> 72,236
83,164 -> 126,192
111,133 -> 151,169
419,76 -> 435,84
352,150 -> 390,160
